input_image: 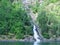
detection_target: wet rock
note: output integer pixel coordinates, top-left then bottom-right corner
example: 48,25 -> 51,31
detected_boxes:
23,35 -> 34,41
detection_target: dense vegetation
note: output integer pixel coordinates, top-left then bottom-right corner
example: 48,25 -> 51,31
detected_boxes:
0,0 -> 60,39
37,0 -> 60,39
0,0 -> 33,39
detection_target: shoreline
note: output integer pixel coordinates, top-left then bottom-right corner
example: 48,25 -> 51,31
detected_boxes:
0,38 -> 60,42
0,35 -> 60,42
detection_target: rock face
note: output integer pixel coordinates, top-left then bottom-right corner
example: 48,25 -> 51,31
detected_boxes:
20,35 -> 34,42
29,10 -> 38,22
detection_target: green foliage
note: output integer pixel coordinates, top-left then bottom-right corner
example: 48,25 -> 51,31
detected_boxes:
29,0 -> 40,13
0,0 -> 60,39
37,1 -> 60,39
0,0 -> 33,39
44,0 -> 59,4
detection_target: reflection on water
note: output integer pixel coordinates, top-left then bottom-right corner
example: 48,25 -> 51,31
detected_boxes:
34,41 -> 40,45
33,41 -> 60,45
0,41 -> 60,45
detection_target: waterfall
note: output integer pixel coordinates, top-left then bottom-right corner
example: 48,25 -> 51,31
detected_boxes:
22,0 -> 44,42
33,25 -> 40,42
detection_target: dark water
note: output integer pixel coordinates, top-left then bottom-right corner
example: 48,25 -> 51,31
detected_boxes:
0,41 -> 60,45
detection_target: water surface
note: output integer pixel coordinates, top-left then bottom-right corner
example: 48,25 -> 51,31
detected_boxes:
0,41 -> 60,45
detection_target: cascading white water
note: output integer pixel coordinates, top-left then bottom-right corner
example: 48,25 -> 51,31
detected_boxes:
33,25 -> 40,42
